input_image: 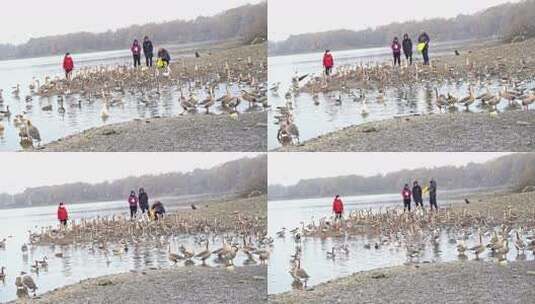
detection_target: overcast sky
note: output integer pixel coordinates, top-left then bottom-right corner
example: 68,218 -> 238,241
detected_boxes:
269,0 -> 519,41
0,0 -> 262,45
269,153 -> 513,186
0,153 -> 261,194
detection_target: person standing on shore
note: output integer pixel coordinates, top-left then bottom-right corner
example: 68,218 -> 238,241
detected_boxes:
402,34 -> 413,65
131,40 -> 142,68
418,31 -> 431,65
332,195 -> 344,221
128,190 -> 138,219
429,179 -> 438,211
63,53 -> 74,81
57,202 -> 69,227
391,37 -> 402,66
412,181 -> 423,208
143,36 -> 154,67
402,184 -> 412,212
323,50 -> 334,76
138,188 -> 149,214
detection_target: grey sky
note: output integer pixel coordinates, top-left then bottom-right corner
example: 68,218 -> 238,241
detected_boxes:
269,0 -> 519,41
0,153 -> 261,194
269,153 -> 513,186
0,0 -> 262,45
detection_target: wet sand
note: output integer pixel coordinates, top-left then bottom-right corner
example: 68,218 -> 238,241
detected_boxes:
14,266 -> 267,304
38,111 -> 267,152
270,261 -> 535,304
277,110 -> 535,152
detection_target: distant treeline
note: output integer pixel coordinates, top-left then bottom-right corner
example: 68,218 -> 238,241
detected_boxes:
0,155 -> 267,208
269,0 -> 535,56
268,154 -> 535,200
0,2 -> 267,60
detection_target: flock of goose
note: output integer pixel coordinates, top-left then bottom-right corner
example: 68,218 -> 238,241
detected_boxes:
1,208 -> 271,300
275,203 -> 535,289
273,40 -> 535,146
0,45 -> 268,149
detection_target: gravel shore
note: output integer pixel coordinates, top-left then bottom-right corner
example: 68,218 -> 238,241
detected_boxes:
16,266 -> 267,304
277,110 -> 535,152
38,111 -> 267,152
269,261 -> 535,304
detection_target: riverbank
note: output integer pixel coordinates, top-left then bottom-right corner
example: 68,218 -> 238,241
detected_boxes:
13,265 -> 267,304
276,110 -> 535,152
38,111 -> 267,152
270,261 -> 535,304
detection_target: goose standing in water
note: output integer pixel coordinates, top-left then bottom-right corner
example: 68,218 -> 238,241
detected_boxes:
100,102 -> 110,120
0,266 -> 6,281
26,120 -> 42,147
195,240 -> 212,266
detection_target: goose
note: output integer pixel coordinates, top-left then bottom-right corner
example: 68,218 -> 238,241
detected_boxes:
0,122 -> 4,133
168,245 -> 183,264
21,272 -> 37,296
326,247 -> 336,259
361,100 -> 369,116
254,249 -> 270,265
0,105 -> 11,117
200,87 -> 215,114
194,240 -> 212,266
458,87 -> 475,109
514,231 -> 526,255
434,88 -> 447,111
26,120 -> 41,146
0,266 -> 5,281
521,92 -> 535,110
15,276 -> 29,299
38,257 -> 48,268
291,259 -> 310,287
469,232 -> 485,259
11,84 -> 20,96
456,239 -> 467,256
100,102 -> 110,119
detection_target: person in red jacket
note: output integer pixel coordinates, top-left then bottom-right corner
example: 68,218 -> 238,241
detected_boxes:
131,40 -> 142,68
323,50 -> 334,76
401,184 -> 412,212
57,202 -> 69,226
63,53 -> 74,81
332,195 -> 344,221
128,190 -> 138,219
391,37 -> 402,66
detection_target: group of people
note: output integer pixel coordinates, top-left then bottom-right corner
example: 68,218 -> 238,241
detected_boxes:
401,179 -> 438,212
130,36 -> 171,69
330,179 -> 438,221
321,30 -> 431,76
391,31 -> 430,66
56,187 -> 166,226
61,35 -> 172,80
127,188 -> 166,220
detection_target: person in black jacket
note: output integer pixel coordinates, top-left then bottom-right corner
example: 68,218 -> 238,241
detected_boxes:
412,181 -> 423,208
429,179 -> 438,211
143,36 -> 154,67
138,188 -> 149,214
402,34 -> 413,65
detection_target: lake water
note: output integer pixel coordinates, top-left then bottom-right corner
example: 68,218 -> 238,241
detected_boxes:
0,196 -> 254,303
267,40 -> 534,149
267,190 -> 534,294
0,45 -> 261,151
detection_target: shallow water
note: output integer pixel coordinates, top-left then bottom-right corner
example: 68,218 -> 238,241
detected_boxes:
267,40 -> 535,149
0,45 -> 262,151
0,197 -> 254,303
267,190 -> 534,294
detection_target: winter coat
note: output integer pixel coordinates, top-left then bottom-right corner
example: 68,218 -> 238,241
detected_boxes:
402,188 -> 412,200
412,185 -> 422,201
131,42 -> 141,56
332,198 -> 344,213
157,49 -> 171,63
323,53 -> 334,68
391,41 -> 401,54
402,38 -> 413,55
63,56 -> 74,71
57,206 -> 68,221
128,195 -> 138,207
139,192 -> 149,208
143,40 -> 153,56
418,32 -> 430,44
